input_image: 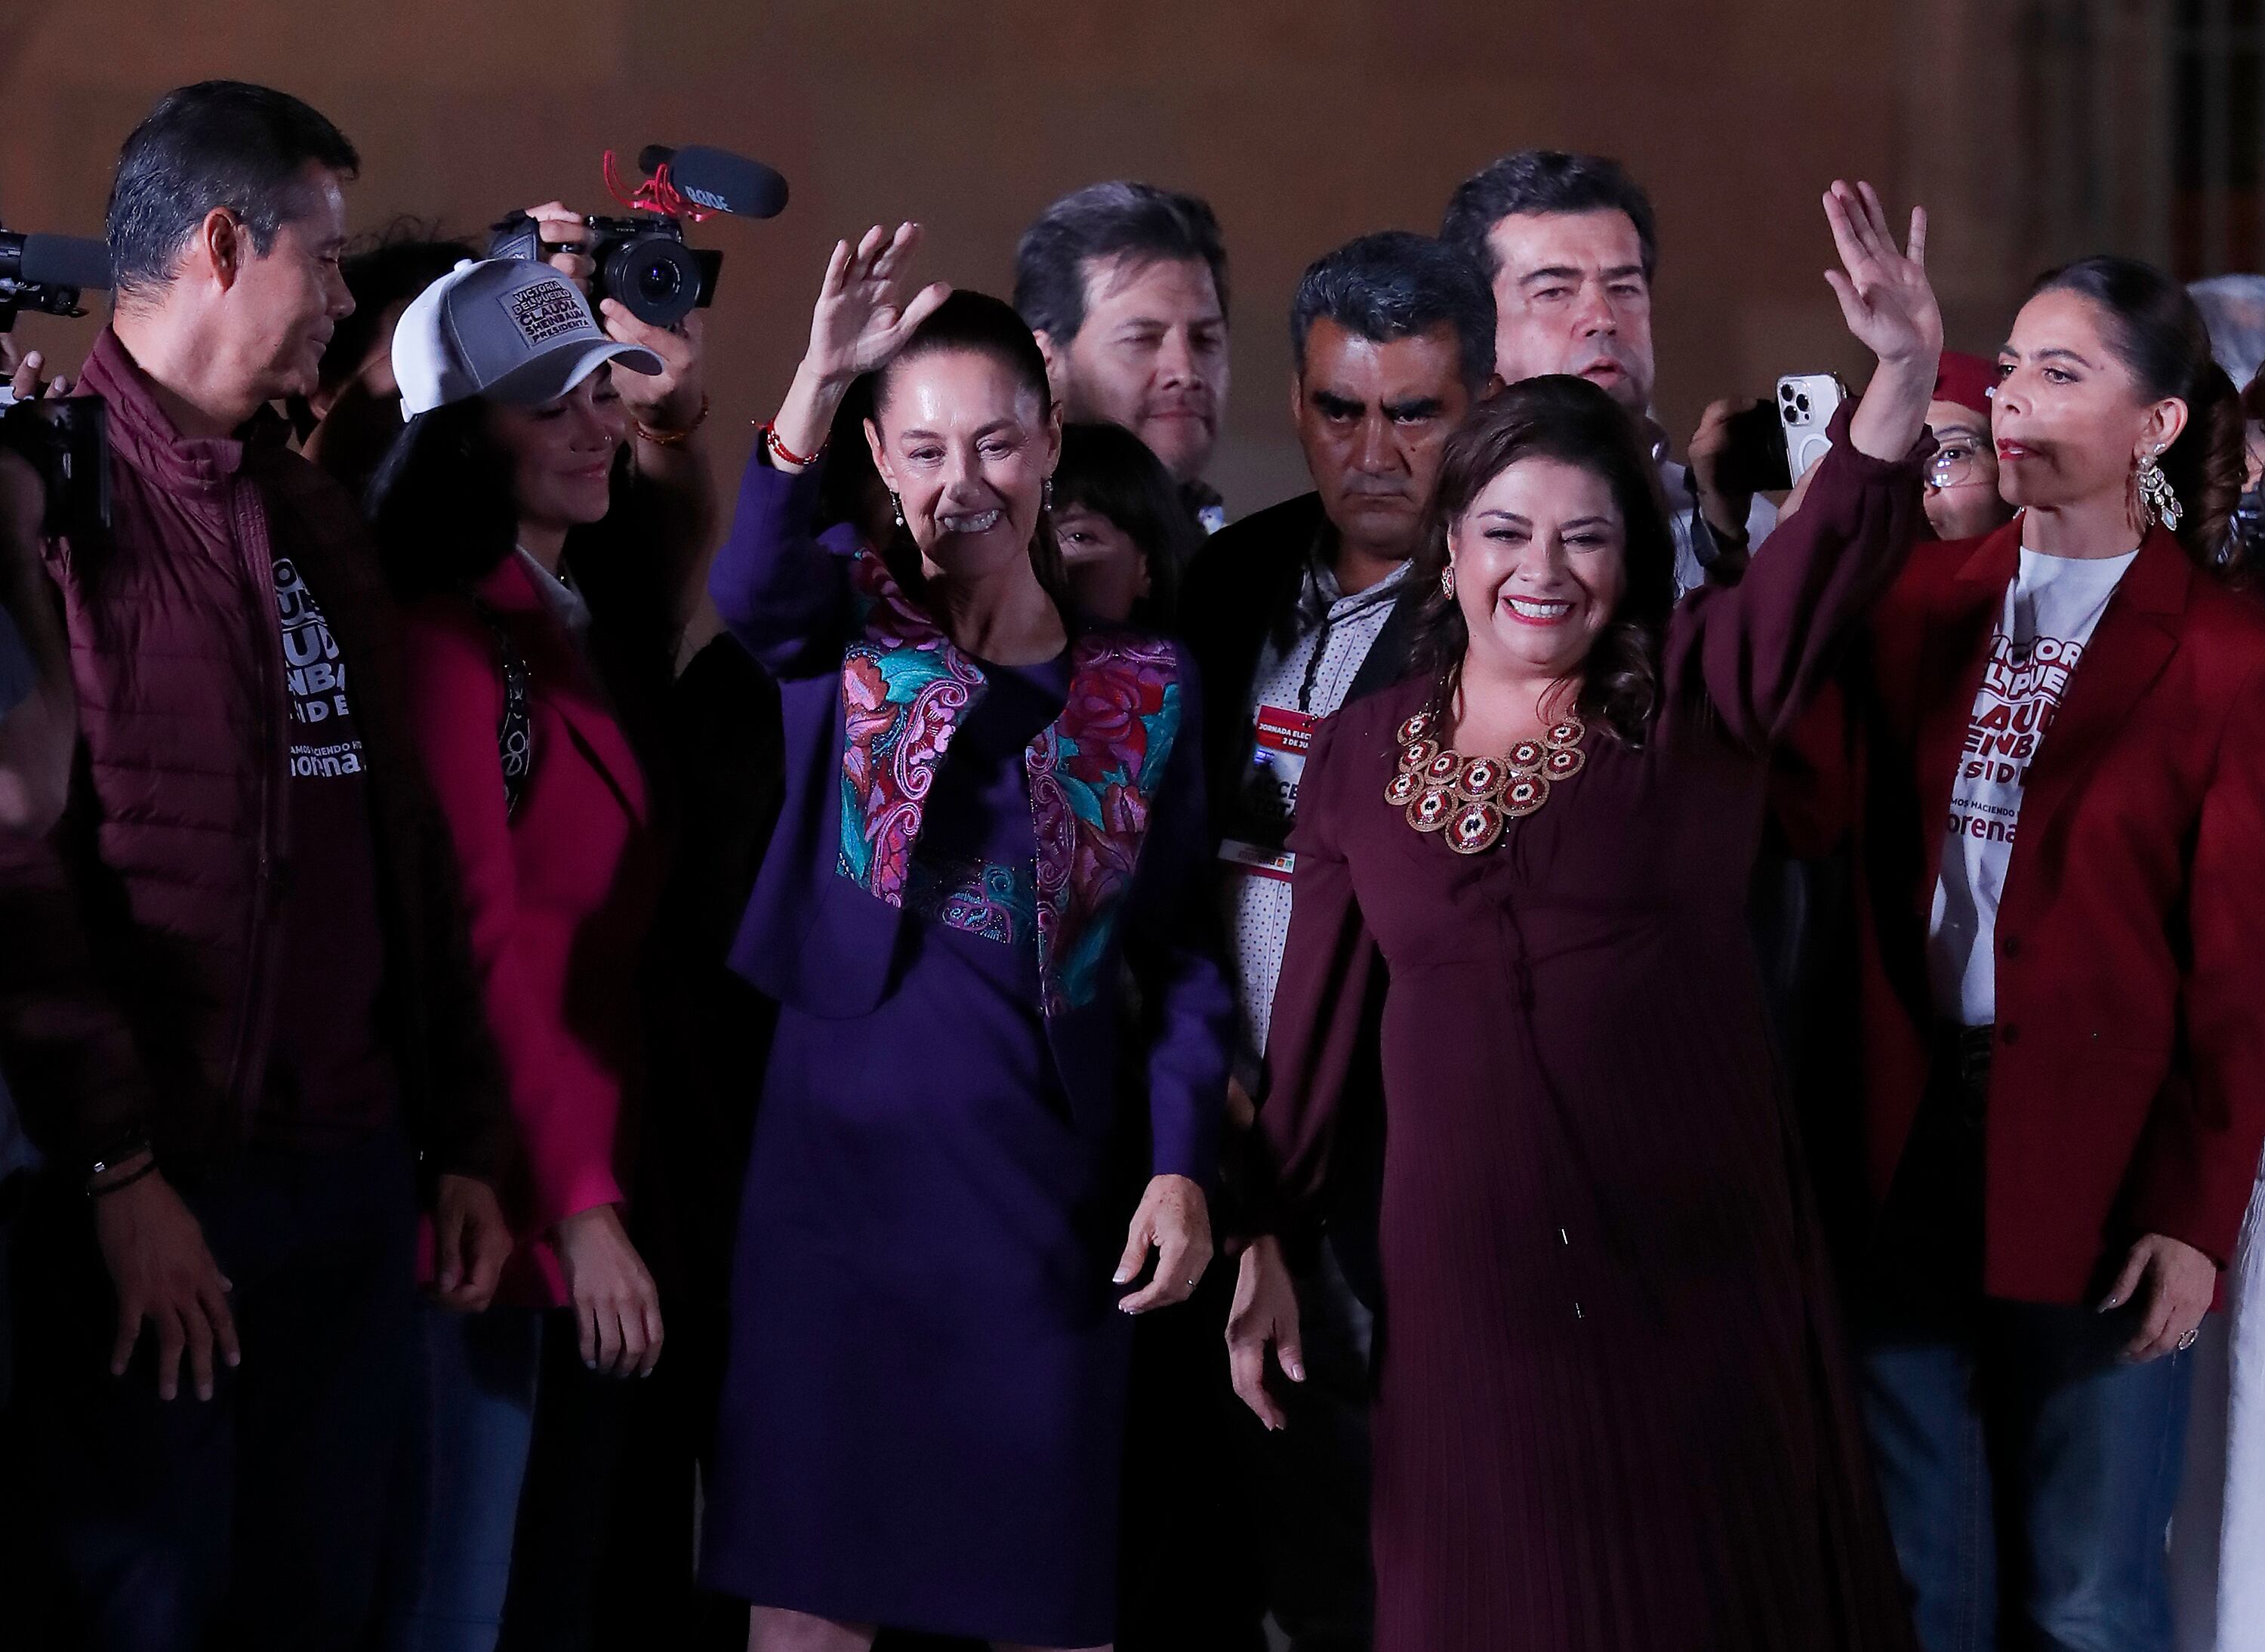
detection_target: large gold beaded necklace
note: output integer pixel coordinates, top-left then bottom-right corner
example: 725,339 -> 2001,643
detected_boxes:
1383,707 -> 1588,855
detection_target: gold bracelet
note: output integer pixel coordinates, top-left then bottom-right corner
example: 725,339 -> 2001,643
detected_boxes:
636,393 -> 710,446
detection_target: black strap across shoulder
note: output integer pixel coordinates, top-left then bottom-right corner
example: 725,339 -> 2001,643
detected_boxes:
470,598 -> 533,818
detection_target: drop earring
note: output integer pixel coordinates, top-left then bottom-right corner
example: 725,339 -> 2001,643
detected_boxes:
891,491 -> 905,529
2137,447 -> 2181,532
1043,476 -> 1055,510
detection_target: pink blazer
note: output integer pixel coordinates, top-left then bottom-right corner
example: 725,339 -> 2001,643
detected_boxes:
402,553 -> 660,1306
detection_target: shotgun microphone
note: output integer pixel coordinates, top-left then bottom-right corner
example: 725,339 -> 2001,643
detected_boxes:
636,145 -> 790,220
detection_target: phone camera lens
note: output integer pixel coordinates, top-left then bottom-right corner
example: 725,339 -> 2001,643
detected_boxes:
1796,394 -> 1811,414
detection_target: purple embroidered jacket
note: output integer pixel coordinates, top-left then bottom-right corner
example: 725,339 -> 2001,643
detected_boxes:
709,452 -> 1231,1184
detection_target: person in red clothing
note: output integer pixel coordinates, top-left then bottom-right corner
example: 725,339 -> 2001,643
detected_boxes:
1792,255 -> 2265,1652
0,82 -> 513,1652
367,252 -> 714,1651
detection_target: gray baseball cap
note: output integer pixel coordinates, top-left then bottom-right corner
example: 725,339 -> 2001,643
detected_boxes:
392,257 -> 664,418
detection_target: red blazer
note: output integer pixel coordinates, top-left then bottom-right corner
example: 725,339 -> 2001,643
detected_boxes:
1791,520 -> 2265,1303
402,553 -> 660,1306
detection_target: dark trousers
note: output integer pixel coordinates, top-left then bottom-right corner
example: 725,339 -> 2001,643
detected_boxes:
1855,1030 -> 2195,1652
1243,1236 -> 1376,1652
1,1129 -> 418,1652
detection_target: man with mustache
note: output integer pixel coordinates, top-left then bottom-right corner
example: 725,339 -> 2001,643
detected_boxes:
1444,149 -> 1776,594
1159,231 -> 1496,1652
1015,180 -> 1233,536
0,82 -> 510,1650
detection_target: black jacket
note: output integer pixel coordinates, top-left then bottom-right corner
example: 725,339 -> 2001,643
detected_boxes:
1179,490 -> 1425,840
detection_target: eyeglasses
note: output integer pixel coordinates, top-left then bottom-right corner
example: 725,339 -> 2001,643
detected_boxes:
1926,443 -> 1993,490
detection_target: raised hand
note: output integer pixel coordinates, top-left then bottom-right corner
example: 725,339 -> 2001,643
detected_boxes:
1823,180 -> 1943,463
803,223 -> 952,387
767,223 -> 954,468
1823,180 -> 1942,370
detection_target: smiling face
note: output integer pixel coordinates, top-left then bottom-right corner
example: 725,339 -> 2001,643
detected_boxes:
867,347 -> 1062,580
226,163 -> 356,403
1049,254 -> 1228,485
1482,209 -> 1656,412
1293,317 -> 1476,563
1993,287 -> 2189,522
1447,455 -> 1628,683
484,370 -> 630,532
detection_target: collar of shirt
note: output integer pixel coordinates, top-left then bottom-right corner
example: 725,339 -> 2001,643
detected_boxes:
1298,520 -> 1411,627
514,545 -> 593,643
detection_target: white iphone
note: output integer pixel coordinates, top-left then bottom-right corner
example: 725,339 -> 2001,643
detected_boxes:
1777,372 -> 1847,482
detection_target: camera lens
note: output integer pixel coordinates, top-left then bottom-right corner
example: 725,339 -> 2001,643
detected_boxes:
602,233 -> 701,328
1796,394 -> 1811,414
635,257 -> 680,305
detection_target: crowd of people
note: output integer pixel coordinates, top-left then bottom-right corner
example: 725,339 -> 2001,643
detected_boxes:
2,76 -> 2264,1652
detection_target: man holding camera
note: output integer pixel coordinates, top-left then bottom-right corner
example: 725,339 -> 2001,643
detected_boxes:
0,81 -> 511,1652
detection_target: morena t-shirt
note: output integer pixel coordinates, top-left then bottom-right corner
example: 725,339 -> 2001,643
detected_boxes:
1926,544 -> 2139,1025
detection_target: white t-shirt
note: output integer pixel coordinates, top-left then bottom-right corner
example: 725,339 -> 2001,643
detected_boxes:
1927,546 -> 2139,1023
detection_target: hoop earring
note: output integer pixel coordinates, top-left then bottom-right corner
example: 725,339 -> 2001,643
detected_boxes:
1440,560 -> 1456,599
891,491 -> 905,529
2137,448 -> 2181,532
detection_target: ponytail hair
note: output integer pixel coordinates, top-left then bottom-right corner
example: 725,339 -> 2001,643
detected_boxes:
2031,255 -> 2250,581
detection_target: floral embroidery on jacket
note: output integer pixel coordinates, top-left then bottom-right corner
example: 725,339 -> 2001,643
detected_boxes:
904,855 -> 1037,947
835,553 -> 986,902
832,549 -> 1182,1013
1028,635 -> 1182,1013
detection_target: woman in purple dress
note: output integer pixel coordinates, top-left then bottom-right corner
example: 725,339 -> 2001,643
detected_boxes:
699,225 -> 1232,1652
1225,183 -> 1936,1651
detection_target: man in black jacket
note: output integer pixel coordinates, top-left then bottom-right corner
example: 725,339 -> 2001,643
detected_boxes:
1172,230 -> 1495,1652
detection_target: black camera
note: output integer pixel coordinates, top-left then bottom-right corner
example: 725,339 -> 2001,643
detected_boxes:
0,393 -> 109,541
488,211 -> 721,329
0,229 -> 113,332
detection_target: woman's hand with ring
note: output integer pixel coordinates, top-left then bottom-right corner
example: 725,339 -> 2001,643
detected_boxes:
1114,1173 -> 1213,1313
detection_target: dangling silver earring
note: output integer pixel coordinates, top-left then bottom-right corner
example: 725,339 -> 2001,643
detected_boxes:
1043,476 -> 1055,511
891,491 -> 905,529
2137,448 -> 2181,532
1440,560 -> 1456,598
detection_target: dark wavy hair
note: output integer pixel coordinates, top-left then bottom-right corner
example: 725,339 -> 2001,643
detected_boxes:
2031,254 -> 2250,581
1405,375 -> 1677,744
365,396 -> 667,658
869,288 -> 1072,609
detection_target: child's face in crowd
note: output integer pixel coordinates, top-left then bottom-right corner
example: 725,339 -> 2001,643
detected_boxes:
1055,503 -> 1151,622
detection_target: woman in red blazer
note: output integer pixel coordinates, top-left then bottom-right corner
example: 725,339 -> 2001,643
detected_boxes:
1801,256 -> 2265,1652
365,246 -> 714,1651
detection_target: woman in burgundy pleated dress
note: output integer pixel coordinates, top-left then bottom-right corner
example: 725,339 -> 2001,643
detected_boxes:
1225,181 -> 1934,1652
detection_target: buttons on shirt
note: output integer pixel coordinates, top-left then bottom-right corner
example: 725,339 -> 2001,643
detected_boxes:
2001,935 -> 2022,960
2000,1024 -> 2021,1046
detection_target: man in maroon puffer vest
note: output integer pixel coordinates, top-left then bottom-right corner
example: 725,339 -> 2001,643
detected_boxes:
0,81 -> 512,1652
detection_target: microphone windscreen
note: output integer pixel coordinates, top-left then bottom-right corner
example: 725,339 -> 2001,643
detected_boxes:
665,146 -> 790,220
20,234 -> 113,291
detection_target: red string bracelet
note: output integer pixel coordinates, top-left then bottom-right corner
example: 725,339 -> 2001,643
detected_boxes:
760,421 -> 824,468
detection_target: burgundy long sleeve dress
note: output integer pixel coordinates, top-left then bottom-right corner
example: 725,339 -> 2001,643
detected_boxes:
1253,427 -> 1927,1652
